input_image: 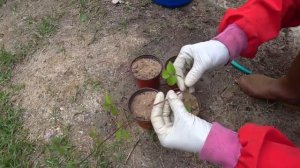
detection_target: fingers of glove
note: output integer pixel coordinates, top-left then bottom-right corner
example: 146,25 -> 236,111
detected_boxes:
151,92 -> 165,132
174,55 -> 187,91
162,99 -> 172,126
166,90 -> 186,115
177,91 -> 183,100
185,60 -> 206,87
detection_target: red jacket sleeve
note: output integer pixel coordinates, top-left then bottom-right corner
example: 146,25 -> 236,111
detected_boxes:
218,0 -> 300,58
236,124 -> 300,168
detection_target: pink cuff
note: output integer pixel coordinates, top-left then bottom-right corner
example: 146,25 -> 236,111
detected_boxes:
213,24 -> 247,60
199,122 -> 241,168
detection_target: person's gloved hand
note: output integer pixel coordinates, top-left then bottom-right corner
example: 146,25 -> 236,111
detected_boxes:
151,90 -> 212,153
174,40 -> 230,91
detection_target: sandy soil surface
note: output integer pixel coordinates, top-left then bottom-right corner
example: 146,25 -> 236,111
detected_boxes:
1,0 -> 300,167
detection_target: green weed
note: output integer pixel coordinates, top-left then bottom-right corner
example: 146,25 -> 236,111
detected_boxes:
103,92 -> 118,116
37,17 -> 57,37
0,0 -> 6,7
79,0 -> 90,23
88,129 -> 109,167
0,91 -> 34,167
115,124 -> 131,142
119,20 -> 128,34
80,13 -> 88,22
79,0 -> 88,7
103,93 -> 130,142
0,48 -> 16,84
83,78 -> 102,91
44,136 -> 79,167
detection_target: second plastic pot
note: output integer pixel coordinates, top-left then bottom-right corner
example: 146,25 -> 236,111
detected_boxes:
128,88 -> 158,130
131,55 -> 163,89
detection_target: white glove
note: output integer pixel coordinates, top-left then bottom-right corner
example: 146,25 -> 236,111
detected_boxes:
151,90 -> 212,153
174,40 -> 230,91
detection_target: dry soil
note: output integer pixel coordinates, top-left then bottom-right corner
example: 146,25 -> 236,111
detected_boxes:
1,0 -> 300,167
131,91 -> 157,120
132,58 -> 162,80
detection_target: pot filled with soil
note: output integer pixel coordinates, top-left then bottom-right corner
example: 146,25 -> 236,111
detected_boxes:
131,55 -> 163,89
182,92 -> 200,116
128,88 -> 158,130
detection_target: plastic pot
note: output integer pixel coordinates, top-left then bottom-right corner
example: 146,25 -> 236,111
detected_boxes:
131,55 -> 163,89
128,88 -> 158,130
153,0 -> 193,8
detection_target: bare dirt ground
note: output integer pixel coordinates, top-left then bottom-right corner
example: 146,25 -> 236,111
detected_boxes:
1,0 -> 300,167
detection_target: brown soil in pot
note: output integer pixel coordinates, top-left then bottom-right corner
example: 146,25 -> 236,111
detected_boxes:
132,58 -> 162,80
131,91 -> 157,120
182,92 -> 200,116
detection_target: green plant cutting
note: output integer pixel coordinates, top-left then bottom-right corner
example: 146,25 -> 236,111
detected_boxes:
161,62 -> 194,113
162,61 -> 177,86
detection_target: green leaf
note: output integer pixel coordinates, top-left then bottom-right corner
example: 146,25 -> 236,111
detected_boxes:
116,127 -> 131,141
102,103 -> 109,109
167,75 -> 177,86
88,129 -> 98,139
103,92 -> 118,116
66,161 -> 76,168
80,13 -> 88,22
166,61 -> 176,74
162,70 -> 170,79
185,104 -> 192,113
104,92 -> 112,105
110,105 -> 118,116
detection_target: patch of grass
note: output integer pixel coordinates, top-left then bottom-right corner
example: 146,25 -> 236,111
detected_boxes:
83,78 -> 102,91
0,46 -> 35,168
119,20 -> 128,34
79,0 -> 90,23
0,0 -> 6,7
79,0 -> 88,8
8,84 -> 26,96
0,48 -> 16,84
49,108 -> 61,125
37,17 -> 57,37
15,42 -> 37,63
79,13 -> 88,22
0,91 -> 34,167
43,135 -> 80,167
10,3 -> 18,12
88,129 -> 109,167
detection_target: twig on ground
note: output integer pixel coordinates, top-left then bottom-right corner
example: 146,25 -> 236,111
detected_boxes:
78,123 -> 128,165
125,134 -> 141,164
160,155 -> 165,168
121,107 -> 132,129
